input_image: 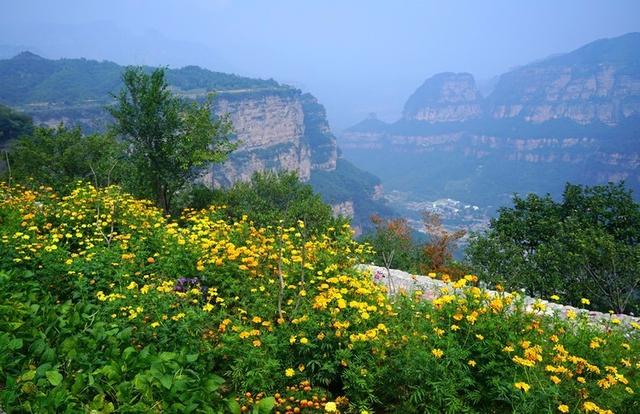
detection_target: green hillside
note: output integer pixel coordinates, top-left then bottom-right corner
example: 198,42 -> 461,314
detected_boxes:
0,52 -> 285,106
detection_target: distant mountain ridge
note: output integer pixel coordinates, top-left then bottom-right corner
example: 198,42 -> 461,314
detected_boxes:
341,32 -> 640,210
0,51 -> 283,106
393,32 -> 640,126
0,52 -> 392,232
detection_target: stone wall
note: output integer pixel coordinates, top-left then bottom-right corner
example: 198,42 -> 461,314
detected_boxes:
358,264 -> 640,327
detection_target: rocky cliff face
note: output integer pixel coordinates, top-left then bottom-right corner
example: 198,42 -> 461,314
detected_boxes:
205,89 -> 319,187
206,89 -> 339,187
487,33 -> 640,125
403,72 -> 483,122
340,33 -> 640,205
399,35 -> 640,126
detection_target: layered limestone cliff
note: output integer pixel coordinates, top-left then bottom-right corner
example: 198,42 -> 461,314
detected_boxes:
340,33 -> 640,198
403,72 -> 483,122
206,90 -> 338,187
488,33 -> 640,125
489,64 -> 640,125
205,90 -> 311,187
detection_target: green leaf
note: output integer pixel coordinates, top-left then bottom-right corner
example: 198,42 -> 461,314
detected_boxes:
186,353 -> 199,363
159,351 -> 177,362
122,346 -> 136,361
256,397 -> 276,414
205,375 -> 225,392
133,374 -> 147,392
9,338 -> 23,350
45,369 -> 63,386
19,370 -> 36,382
159,374 -> 173,390
227,399 -> 241,414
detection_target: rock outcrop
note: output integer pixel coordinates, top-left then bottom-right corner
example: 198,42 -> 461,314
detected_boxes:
488,33 -> 640,125
403,72 -> 483,122
340,33 -> 640,204
206,90 -> 315,187
206,90 -> 339,187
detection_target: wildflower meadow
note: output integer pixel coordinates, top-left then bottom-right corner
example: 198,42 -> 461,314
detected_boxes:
1,183 -> 639,413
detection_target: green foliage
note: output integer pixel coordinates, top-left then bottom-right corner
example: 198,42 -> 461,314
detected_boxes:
107,66 -> 235,214
0,104 -> 33,147
185,171 -> 339,233
467,182 -> 640,313
0,270 -> 228,413
5,125 -> 124,190
165,65 -> 282,92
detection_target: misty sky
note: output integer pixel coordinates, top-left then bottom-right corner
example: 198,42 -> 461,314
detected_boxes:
2,0 -> 640,129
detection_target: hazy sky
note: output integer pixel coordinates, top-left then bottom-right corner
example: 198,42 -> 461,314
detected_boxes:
2,0 -> 640,128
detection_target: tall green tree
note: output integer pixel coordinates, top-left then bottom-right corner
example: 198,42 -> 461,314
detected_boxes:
107,67 -> 234,214
467,182 -> 640,313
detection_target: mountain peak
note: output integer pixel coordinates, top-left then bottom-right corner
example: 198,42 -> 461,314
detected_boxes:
12,51 -> 45,61
403,72 -> 482,122
538,32 -> 640,67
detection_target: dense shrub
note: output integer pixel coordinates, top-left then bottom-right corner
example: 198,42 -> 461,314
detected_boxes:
5,126 -> 125,191
183,172 -> 340,234
364,213 -> 468,279
467,182 -> 640,313
0,104 -> 33,147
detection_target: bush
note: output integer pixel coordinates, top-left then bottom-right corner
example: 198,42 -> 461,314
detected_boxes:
182,171 -> 340,234
5,126 -> 125,191
467,182 -> 640,313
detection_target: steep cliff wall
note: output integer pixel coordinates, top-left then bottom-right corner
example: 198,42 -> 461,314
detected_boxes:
488,33 -> 640,125
403,72 -> 483,122
340,33 -> 640,205
205,90 -> 338,187
205,89 -> 311,186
